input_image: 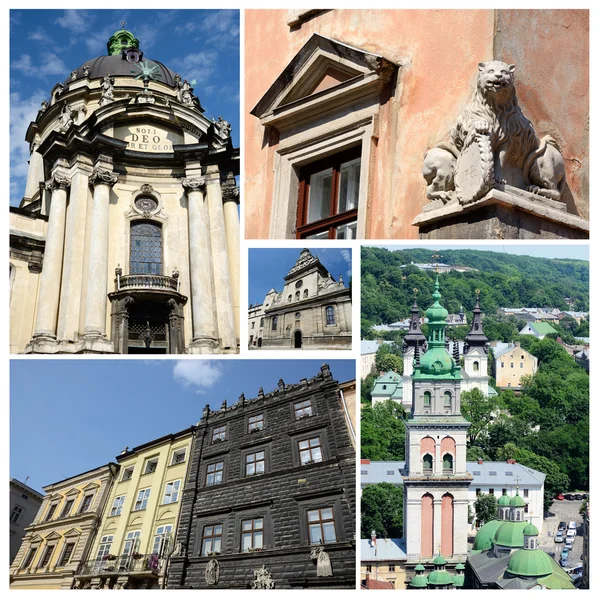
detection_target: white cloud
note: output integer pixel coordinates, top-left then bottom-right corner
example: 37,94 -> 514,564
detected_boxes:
56,10 -> 90,34
11,53 -> 68,77
172,361 -> 224,394
170,50 -> 218,82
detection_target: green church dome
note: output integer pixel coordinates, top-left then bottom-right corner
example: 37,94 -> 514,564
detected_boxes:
414,563 -> 425,572
432,555 -> 447,566
523,523 -> 539,536
473,519 -> 502,551
427,569 -> 453,586
507,548 -> 554,578
409,573 -> 428,588
425,276 -> 449,323
420,346 -> 455,375
494,521 -> 528,548
498,495 -> 511,506
509,493 -> 525,507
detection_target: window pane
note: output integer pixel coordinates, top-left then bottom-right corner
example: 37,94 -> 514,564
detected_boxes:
312,447 -> 323,462
307,168 -> 333,223
254,531 -> 263,548
256,461 -> 265,474
202,539 -> 212,556
307,510 -> 319,522
305,230 -> 330,240
242,520 -> 252,531
213,538 -> 221,553
214,525 -> 222,535
309,524 -> 322,544
242,533 -> 252,551
323,522 -> 336,543
321,508 -> 333,520
337,157 -> 361,213
335,222 -> 357,239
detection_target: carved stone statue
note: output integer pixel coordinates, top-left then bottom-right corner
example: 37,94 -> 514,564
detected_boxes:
310,546 -> 333,577
215,116 -> 232,139
170,541 -> 185,557
205,559 -> 219,585
252,565 -> 275,589
177,79 -> 194,106
71,69 -> 78,81
100,74 -> 115,105
40,99 -> 48,112
422,61 -> 566,205
83,65 -> 90,77
57,104 -> 76,133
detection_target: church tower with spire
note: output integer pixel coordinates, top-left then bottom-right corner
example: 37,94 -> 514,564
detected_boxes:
462,289 -> 489,394
402,276 -> 472,563
401,288 -> 427,401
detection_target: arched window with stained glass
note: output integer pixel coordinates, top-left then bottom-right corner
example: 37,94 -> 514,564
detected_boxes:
130,221 -> 163,275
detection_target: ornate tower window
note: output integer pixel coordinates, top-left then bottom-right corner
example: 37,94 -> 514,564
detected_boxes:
443,453 -> 454,474
443,391 -> 452,409
326,305 -> 335,325
130,221 -> 162,275
422,454 -> 433,474
423,391 -> 431,407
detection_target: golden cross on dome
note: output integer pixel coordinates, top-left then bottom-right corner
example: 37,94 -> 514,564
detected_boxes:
475,288 -> 481,299
121,20 -> 126,29
413,287 -> 419,298
431,253 -> 441,273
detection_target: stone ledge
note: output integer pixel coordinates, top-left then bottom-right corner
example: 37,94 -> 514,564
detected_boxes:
412,185 -> 589,240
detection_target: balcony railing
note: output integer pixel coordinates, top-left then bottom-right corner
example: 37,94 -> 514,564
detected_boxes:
114,269 -> 180,293
77,554 -> 165,577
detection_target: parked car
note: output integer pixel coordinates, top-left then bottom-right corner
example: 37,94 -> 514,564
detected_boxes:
582,493 -> 588,500
565,537 -> 574,550
560,549 -> 570,567
558,521 -> 567,532
574,494 -> 583,501
568,521 -> 577,532
564,493 -> 574,500
554,531 -> 564,543
555,494 -> 564,500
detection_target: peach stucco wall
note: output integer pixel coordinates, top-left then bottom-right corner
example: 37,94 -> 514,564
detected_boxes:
244,9 -> 588,238
441,493 -> 454,557
421,493 -> 434,558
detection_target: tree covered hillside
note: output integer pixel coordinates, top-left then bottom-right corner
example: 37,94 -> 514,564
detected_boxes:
361,247 -> 589,327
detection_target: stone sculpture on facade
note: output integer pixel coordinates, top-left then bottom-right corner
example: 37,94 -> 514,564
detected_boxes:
215,116 -> 232,140
176,79 -> 194,106
310,546 -> 333,577
252,565 -> 275,589
422,61 -> 566,205
100,74 -> 116,105
83,65 -> 90,78
205,559 -> 220,585
56,103 -> 76,133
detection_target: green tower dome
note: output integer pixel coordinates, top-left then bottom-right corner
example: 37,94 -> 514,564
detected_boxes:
415,563 -> 426,572
427,569 -> 453,586
453,563 -> 465,588
424,276 -> 449,323
432,555 -> 447,566
473,519 -> 502,551
498,495 -> 511,507
523,523 -> 539,536
494,520 -> 528,548
507,548 -> 554,578
509,493 -> 526,507
107,27 -> 140,55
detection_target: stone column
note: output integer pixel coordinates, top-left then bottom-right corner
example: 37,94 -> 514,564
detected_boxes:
433,497 -> 443,556
23,135 -> 44,202
110,295 -> 134,354
83,168 -> 118,339
205,165 -> 236,350
183,177 -> 218,352
32,173 -> 70,341
222,186 -> 240,347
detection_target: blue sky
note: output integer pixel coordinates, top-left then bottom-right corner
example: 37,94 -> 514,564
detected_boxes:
9,9 -> 240,205
373,244 -> 589,262
10,359 -> 355,494
248,248 -> 353,306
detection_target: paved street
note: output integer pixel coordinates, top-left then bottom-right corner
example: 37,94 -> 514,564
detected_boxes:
539,498 -> 584,569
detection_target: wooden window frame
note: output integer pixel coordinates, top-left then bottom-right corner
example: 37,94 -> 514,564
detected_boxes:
307,507 -> 337,544
206,461 -> 224,486
201,524 -> 223,556
241,517 -> 264,552
296,147 -> 361,239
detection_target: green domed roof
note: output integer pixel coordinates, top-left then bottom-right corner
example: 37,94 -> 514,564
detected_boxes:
427,569 -> 453,586
453,573 -> 465,587
414,563 -> 425,572
498,495 -> 511,506
473,519 -> 502,551
425,276 -> 449,323
507,548 -> 554,578
455,563 -> 465,571
432,555 -> 447,566
523,523 -> 539,536
494,520 -> 528,548
420,346 -> 455,375
409,573 -> 428,588
510,493 -> 525,507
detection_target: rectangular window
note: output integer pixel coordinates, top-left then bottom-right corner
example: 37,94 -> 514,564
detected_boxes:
524,503 -> 529,513
476,488 -> 481,496
171,448 -> 187,465
501,362 -> 504,368
134,488 -> 151,511
122,466 -> 134,481
297,148 -> 361,239
245,451 -> 265,476
152,525 -> 173,556
163,480 -> 181,504
45,503 -> 58,521
388,564 -> 395,572
248,414 -> 264,433
510,362 -> 514,368
326,306 -> 335,325
299,437 -> 323,465
307,507 -> 336,544
96,536 -> 113,561
366,564 -> 372,573
22,547 -> 37,569
10,505 -> 23,523
523,488 -> 529,498
122,531 -> 141,557
489,489 -> 494,495
201,524 -> 223,556
206,462 -> 224,486
39,544 -> 55,568
110,495 -> 126,516
251,321 -> 255,329
212,425 -> 226,443
294,399 -> 313,420
60,499 -> 75,518
144,458 -> 158,474
520,363 -> 524,369
79,494 -> 93,514
59,542 -> 75,567
241,518 -> 264,552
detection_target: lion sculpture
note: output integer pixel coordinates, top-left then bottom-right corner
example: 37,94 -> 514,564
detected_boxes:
423,61 -> 565,203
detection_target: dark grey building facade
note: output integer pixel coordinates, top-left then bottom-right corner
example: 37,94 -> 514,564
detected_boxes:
168,364 -> 356,589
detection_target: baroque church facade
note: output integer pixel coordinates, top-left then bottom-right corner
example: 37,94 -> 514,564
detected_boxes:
10,27 -> 240,354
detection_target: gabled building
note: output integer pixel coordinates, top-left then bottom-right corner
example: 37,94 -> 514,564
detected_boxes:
10,26 -> 240,355
492,341 -> 538,389
168,365 -> 356,589
10,463 -> 118,590
72,428 -> 195,589
519,322 -> 558,339
251,249 -> 352,349
10,478 -> 44,563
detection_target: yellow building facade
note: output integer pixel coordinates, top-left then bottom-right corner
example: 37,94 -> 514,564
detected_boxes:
492,342 -> 539,390
73,427 -> 194,589
9,463 -> 118,590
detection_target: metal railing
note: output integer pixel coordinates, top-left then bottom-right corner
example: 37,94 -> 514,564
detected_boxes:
77,554 -> 164,577
114,272 -> 180,292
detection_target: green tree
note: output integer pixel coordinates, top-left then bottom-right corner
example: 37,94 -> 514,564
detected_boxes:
361,401 -> 406,460
375,344 -> 403,374
466,446 -> 491,461
361,373 -> 377,405
474,494 -> 498,525
361,482 -> 404,538
460,388 -> 498,445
